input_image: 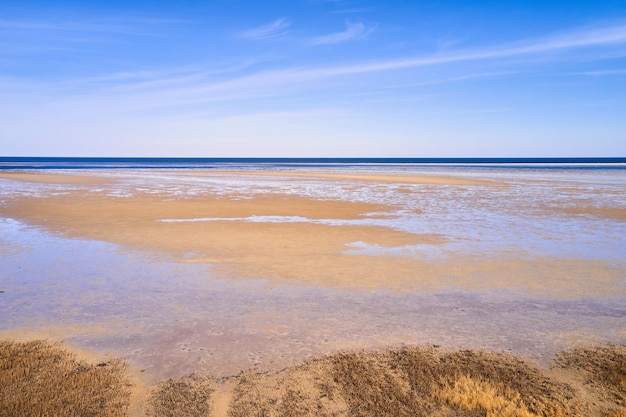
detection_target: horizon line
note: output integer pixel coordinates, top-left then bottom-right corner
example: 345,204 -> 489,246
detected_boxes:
2,156 -> 625,162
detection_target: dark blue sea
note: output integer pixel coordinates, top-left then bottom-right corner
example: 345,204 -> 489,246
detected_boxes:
1,156 -> 625,170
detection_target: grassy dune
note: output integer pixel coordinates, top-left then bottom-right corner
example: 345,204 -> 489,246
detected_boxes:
1,340 -> 625,416
227,348 -> 580,417
0,340 -> 130,416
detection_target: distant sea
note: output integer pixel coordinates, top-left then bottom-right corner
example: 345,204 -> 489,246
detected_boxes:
1,157 -> 625,170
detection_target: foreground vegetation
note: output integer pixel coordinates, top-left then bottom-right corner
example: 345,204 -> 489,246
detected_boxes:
1,340 -> 625,417
0,340 -> 130,416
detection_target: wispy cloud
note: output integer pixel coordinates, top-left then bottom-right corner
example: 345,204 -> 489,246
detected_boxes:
381,71 -> 518,90
60,60 -> 260,91
579,68 -> 626,76
0,20 -> 118,32
495,20 -> 626,54
0,16 -> 191,59
138,20 -> 626,107
0,17 -> 182,36
6,20 -> 626,114
310,21 -> 374,45
300,20 -> 626,76
237,18 -> 291,40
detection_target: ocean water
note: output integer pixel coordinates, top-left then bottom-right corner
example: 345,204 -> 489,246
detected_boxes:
1,158 -> 625,380
1,156 -> 626,170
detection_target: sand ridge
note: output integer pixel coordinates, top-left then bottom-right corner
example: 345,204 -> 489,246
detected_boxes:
183,169 -> 501,186
0,172 -> 111,184
562,206 -> 626,222
0,169 -> 501,187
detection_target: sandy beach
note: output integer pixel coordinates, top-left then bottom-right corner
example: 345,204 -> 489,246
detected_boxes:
1,167 -> 625,415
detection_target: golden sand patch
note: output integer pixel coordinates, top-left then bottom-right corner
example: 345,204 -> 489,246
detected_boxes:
0,172 -> 110,184
186,169 -> 500,186
0,326 -> 116,344
0,169 -> 501,187
562,206 -> 626,222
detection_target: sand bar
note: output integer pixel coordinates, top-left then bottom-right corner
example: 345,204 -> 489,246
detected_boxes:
180,169 -> 500,186
0,172 -> 110,184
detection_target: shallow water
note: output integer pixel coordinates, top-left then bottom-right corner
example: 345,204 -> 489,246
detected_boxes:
1,166 -> 625,381
27,167 -> 626,263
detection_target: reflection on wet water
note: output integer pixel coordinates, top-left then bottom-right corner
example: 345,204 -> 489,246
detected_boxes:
1,167 -> 625,381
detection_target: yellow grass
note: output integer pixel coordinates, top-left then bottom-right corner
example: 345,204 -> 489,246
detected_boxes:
436,375 -> 538,417
0,340 -> 130,417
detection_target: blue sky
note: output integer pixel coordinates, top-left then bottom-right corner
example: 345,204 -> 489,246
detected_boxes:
1,0 -> 625,157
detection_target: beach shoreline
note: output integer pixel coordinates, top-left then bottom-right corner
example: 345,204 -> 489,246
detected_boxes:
1,168 -> 625,393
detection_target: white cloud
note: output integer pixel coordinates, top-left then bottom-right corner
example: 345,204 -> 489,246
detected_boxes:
310,21 -> 373,45
237,18 -> 291,40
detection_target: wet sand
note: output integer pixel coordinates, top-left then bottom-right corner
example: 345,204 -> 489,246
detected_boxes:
0,172 -> 109,184
176,169 -> 499,186
0,168 -> 625,385
0,172 -> 623,295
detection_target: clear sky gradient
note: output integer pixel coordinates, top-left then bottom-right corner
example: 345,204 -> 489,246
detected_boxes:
1,0 -> 625,157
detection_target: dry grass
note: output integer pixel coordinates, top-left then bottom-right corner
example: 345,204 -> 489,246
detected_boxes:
436,375 -> 537,417
3,340 -> 625,417
144,374 -> 215,417
426,349 -> 579,417
555,344 -> 626,411
226,347 -> 581,417
0,340 -> 130,417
